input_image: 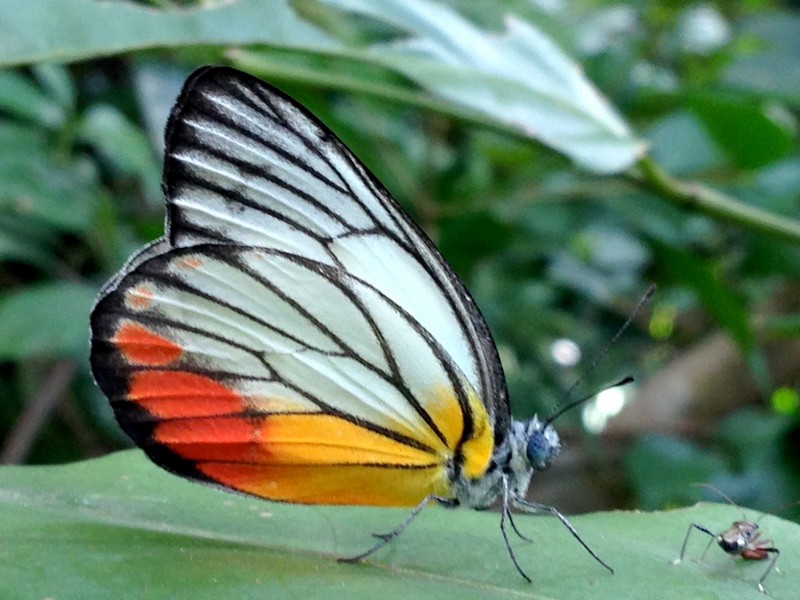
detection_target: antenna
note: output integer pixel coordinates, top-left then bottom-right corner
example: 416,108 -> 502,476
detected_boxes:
545,283 -> 655,424
544,375 -> 633,426
694,482 -> 800,522
693,482 -> 739,507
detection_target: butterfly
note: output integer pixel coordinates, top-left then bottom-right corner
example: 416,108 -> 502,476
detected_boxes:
90,66 -> 613,582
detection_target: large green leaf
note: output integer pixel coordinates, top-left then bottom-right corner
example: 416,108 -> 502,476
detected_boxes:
1,451 -> 798,599
319,0 -> 644,174
0,212 -> 58,267
0,0 -> 334,66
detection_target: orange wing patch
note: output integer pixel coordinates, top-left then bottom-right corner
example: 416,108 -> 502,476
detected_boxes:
113,322 -> 183,366
127,371 -> 244,418
107,317 -> 486,507
199,462 -> 450,507
153,413 -> 453,506
259,415 -> 442,466
155,414 -> 442,466
154,415 -> 260,463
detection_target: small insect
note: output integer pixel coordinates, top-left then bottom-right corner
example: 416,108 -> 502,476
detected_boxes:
90,66 -> 642,583
673,485 -> 781,593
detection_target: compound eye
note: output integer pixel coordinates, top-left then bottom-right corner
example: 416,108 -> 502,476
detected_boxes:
526,431 -> 552,470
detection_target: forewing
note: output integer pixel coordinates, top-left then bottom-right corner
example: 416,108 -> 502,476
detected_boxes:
161,67 -> 509,437
90,244 -> 493,506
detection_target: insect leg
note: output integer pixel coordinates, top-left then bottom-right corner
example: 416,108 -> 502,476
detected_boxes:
673,523 -> 717,564
498,475 -> 533,582
757,547 -> 779,594
339,495 -> 442,563
499,478 -> 532,543
513,498 -> 614,574
506,509 -> 533,543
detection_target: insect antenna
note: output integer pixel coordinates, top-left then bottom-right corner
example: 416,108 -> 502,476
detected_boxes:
543,284 -> 655,427
544,375 -> 633,427
693,482 -> 800,522
692,482 -> 739,506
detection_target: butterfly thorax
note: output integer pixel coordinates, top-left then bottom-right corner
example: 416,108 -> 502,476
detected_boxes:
450,416 -> 561,509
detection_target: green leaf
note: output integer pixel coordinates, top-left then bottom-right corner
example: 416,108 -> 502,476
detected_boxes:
716,408 -> 795,470
753,159 -> 800,206
0,212 -> 58,266
76,104 -> 161,202
0,282 -> 97,359
1,452 -> 799,599
32,62 -> 76,113
319,0 -> 644,174
0,0 -> 334,67
644,111 -> 723,176
0,69 -> 66,128
0,121 -> 100,233
689,96 -> 794,170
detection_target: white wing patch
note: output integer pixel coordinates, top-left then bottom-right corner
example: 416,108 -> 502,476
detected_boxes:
161,68 -> 507,428
108,245 -> 470,453
331,233 -> 476,390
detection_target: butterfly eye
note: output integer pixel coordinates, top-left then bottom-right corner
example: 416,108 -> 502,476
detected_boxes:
525,430 -> 553,470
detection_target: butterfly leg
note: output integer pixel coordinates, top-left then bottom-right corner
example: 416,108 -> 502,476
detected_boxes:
339,495 -> 448,563
499,475 -> 533,583
506,507 -> 533,543
513,498 -> 614,574
756,547 -> 779,594
672,523 -> 716,564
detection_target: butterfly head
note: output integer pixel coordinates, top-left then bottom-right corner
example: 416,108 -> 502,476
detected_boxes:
489,416 -> 561,504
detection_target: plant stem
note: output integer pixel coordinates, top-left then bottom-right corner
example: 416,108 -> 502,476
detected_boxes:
633,156 -> 800,244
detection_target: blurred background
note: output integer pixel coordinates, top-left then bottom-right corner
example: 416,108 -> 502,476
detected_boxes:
1,0 -> 798,521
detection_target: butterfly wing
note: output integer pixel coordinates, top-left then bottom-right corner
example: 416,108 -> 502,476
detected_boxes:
162,67 -> 509,438
91,243 -> 493,505
90,67 -> 505,506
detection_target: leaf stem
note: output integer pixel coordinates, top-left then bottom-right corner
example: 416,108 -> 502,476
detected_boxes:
632,156 -> 800,244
